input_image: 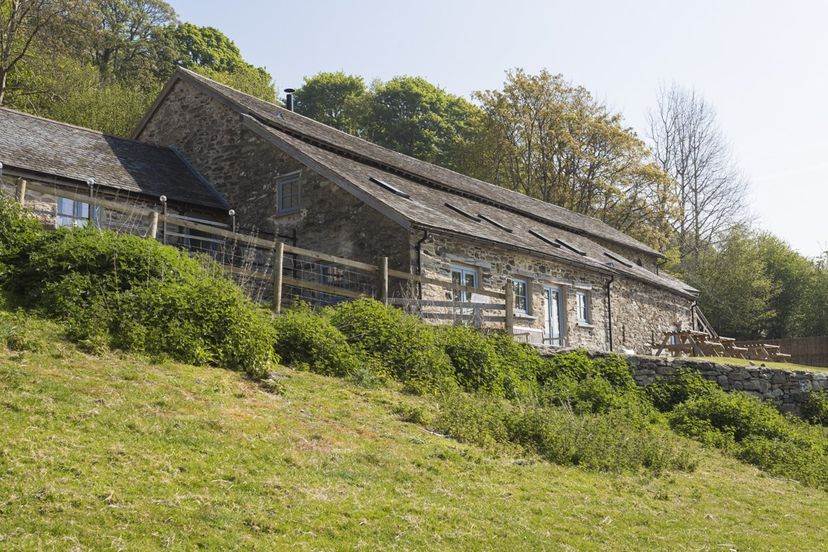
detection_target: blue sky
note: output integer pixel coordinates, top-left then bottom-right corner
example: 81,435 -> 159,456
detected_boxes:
171,0 -> 827,257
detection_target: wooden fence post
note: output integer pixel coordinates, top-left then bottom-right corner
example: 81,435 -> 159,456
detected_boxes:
148,211 -> 159,240
504,279 -> 514,335
15,178 -> 27,207
379,256 -> 389,306
272,242 -> 284,314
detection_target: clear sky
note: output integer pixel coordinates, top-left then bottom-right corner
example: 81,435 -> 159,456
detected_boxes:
171,0 -> 827,258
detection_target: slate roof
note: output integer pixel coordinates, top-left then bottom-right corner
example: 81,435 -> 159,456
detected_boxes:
244,116 -> 696,298
138,68 -> 663,257
136,69 -> 697,298
0,107 -> 228,210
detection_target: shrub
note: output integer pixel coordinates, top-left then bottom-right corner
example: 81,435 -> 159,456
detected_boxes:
329,298 -> 456,394
438,325 -> 505,395
802,391 -> 828,426
12,228 -> 204,304
433,392 -> 694,474
646,369 -> 720,412
113,278 -> 277,377
273,304 -> 375,379
0,196 -> 45,285
669,390 -> 794,443
487,333 -> 543,401
538,350 -> 636,392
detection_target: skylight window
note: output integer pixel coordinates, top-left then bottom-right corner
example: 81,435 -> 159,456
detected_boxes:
369,176 -> 410,198
604,252 -> 633,268
555,238 -> 587,256
445,202 -> 481,222
529,229 -> 561,247
478,214 -> 513,233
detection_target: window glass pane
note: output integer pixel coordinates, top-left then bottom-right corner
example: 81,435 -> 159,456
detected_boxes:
278,176 -> 300,214
57,197 -> 74,216
514,280 -> 528,312
76,201 -> 90,219
57,215 -> 73,227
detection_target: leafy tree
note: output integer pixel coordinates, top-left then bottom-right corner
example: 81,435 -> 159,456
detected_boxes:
0,0 -> 77,105
293,71 -> 366,133
363,76 -> 481,171
684,226 -> 775,339
755,233 -> 815,338
173,22 -> 244,73
469,69 -> 677,250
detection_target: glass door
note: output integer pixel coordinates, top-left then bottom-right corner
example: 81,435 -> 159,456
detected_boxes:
543,286 -> 564,346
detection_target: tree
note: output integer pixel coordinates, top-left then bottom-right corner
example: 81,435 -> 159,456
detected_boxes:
363,76 -> 482,171
755,233 -> 815,338
685,226 -> 775,339
87,0 -> 177,85
293,71 -> 366,133
0,0 -> 75,105
469,69 -> 677,250
648,83 -> 749,261
172,22 -> 245,73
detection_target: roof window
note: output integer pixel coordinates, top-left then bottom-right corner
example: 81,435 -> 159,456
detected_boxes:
555,238 -> 587,256
369,176 -> 410,198
445,202 -> 481,222
478,213 -> 513,233
529,229 -> 561,247
604,251 -> 633,268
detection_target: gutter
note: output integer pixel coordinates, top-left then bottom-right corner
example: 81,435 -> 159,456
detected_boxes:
607,275 -> 615,352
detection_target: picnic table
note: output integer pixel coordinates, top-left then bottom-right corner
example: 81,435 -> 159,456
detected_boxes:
744,343 -> 791,362
656,331 -> 790,363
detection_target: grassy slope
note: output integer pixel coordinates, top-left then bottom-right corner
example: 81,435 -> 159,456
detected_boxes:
690,356 -> 828,373
1,336 -> 827,551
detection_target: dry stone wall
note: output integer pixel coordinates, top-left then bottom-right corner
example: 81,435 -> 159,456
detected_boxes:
588,352 -> 827,414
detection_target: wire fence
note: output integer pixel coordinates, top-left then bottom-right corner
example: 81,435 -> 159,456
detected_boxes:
5,176 -> 514,331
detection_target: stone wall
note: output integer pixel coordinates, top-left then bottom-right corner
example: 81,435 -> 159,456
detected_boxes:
610,277 -> 694,353
137,79 -> 410,271
621,354 -> 827,414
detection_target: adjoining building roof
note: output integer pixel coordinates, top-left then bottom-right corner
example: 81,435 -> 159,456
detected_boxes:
0,107 -> 229,210
135,68 -> 664,258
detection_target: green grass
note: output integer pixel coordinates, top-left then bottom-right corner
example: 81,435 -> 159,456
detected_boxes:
1,323 -> 827,550
691,355 -> 828,373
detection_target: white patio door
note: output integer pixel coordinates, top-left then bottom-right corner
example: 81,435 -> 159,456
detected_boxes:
543,286 -> 564,346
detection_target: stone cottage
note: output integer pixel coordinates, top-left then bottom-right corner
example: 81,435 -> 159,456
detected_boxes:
0,68 -> 702,353
130,68 -> 700,352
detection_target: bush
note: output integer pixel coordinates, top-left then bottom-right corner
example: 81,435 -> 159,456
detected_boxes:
273,304 -> 376,380
487,333 -> 543,401
0,196 -> 44,283
539,350 -> 636,392
329,298 -> 456,394
12,228 -> 204,304
668,388 -> 828,489
802,391 -> 828,426
646,369 -> 720,412
433,392 -> 694,474
438,325 -> 505,395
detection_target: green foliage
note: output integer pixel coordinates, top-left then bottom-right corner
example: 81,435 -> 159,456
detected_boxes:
645,369 -> 720,412
668,388 -> 828,489
802,391 -> 828,426
173,23 -> 246,73
273,303 -> 376,380
487,332 -> 545,401
0,194 -> 44,280
0,203 -> 276,376
294,71 -> 367,132
434,393 -> 694,474
0,310 -> 44,352
329,298 -> 456,395
438,325 -> 506,396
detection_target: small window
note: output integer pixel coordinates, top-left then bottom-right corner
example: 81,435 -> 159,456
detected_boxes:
576,291 -> 591,324
277,173 -> 301,215
57,197 -> 98,228
513,279 -> 528,313
451,265 -> 478,303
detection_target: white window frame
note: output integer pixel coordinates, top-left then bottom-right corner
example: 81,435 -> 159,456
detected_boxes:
56,197 -> 99,228
276,172 -> 301,216
576,290 -> 591,325
450,265 -> 478,303
513,278 -> 529,314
